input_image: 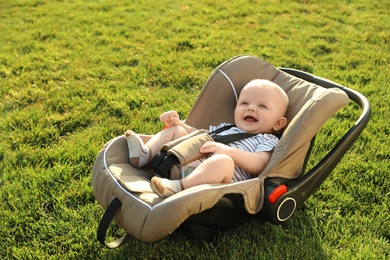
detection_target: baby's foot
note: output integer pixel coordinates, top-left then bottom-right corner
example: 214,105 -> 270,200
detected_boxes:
151,177 -> 183,197
125,130 -> 151,168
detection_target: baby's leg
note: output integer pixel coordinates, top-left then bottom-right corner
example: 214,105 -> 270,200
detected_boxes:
151,154 -> 235,197
126,126 -> 188,168
145,126 -> 188,157
181,154 -> 234,189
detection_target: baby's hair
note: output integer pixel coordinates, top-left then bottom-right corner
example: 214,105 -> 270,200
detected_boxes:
243,79 -> 289,114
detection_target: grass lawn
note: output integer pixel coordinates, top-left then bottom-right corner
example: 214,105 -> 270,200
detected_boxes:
0,0 -> 389,259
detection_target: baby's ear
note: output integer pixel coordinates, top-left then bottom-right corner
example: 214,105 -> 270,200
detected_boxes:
273,117 -> 288,131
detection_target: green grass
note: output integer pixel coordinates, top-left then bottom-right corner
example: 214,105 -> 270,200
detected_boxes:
0,0 -> 389,259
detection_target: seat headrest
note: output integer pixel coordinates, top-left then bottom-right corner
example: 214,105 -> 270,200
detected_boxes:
262,86 -> 349,179
186,55 -> 349,179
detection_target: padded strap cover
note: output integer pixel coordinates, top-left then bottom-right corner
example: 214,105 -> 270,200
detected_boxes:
160,129 -> 205,151
167,133 -> 213,165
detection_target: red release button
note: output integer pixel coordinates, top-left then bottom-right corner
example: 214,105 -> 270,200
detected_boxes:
268,185 -> 288,204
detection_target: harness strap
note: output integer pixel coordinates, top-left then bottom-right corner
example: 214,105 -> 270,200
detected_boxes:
152,125 -> 256,178
151,152 -> 180,178
213,132 -> 256,144
210,124 -> 256,144
97,198 -> 133,248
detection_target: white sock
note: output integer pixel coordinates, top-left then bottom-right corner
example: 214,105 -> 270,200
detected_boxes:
151,177 -> 183,198
125,130 -> 151,168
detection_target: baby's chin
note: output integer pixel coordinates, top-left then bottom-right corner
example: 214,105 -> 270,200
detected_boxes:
236,123 -> 271,134
236,124 -> 257,133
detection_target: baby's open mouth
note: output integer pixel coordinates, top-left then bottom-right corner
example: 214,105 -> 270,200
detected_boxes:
244,116 -> 258,122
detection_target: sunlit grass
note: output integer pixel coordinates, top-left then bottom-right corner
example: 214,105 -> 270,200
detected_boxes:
1,0 -> 389,258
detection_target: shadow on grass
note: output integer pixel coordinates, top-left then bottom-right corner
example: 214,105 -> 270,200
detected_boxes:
100,205 -> 327,259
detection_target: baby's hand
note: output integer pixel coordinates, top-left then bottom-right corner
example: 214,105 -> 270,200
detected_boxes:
159,110 -> 181,127
200,141 -> 230,154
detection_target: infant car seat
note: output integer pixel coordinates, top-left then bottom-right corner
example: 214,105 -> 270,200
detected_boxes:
92,55 -> 370,247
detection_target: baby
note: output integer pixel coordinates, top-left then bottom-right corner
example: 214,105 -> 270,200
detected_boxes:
125,79 -> 289,197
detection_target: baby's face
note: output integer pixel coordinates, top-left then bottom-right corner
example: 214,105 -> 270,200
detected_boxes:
234,84 -> 287,134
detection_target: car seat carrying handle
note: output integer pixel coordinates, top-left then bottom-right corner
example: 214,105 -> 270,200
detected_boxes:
151,125 -> 256,178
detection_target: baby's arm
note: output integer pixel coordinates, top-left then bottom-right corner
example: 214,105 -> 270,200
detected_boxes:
200,142 -> 271,176
159,110 -> 198,134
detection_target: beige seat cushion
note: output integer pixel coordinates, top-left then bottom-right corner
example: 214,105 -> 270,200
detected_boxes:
185,55 -> 349,179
